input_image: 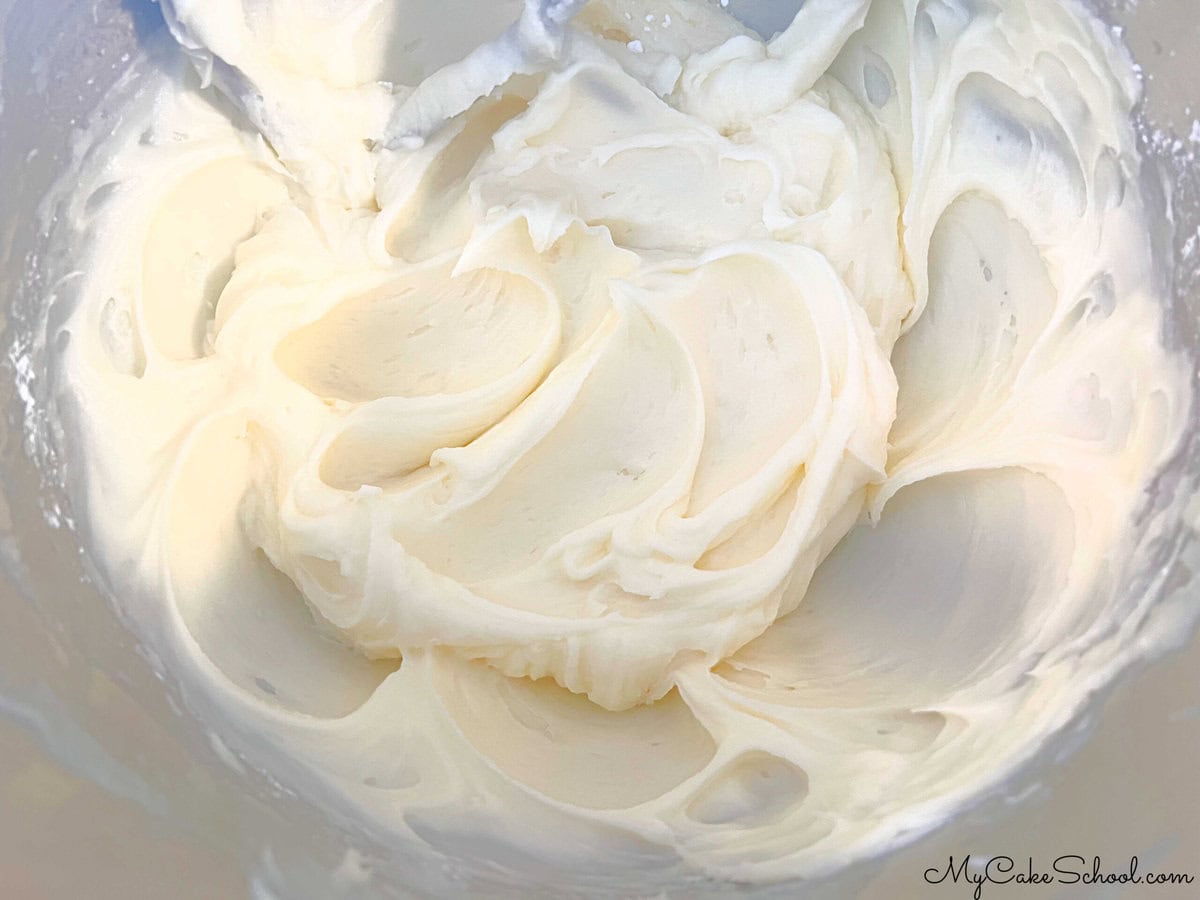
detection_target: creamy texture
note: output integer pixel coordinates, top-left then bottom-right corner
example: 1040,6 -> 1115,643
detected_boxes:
49,0 -> 1191,885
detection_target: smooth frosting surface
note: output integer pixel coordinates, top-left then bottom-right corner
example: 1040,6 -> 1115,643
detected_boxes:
50,0 -> 1191,884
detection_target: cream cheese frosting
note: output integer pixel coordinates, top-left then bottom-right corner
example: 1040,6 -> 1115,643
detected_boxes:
47,0 -> 1192,885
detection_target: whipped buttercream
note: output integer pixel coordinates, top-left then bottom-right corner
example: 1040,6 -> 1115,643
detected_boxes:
46,0 -> 1192,885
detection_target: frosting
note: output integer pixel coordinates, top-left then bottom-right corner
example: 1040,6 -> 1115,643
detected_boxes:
48,0 -> 1192,885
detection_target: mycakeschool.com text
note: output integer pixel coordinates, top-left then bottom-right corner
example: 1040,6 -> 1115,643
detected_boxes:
923,855 -> 1195,898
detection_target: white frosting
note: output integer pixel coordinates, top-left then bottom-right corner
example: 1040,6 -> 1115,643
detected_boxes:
50,0 -> 1191,884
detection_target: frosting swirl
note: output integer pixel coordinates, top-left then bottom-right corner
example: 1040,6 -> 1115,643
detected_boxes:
50,0 -> 1192,884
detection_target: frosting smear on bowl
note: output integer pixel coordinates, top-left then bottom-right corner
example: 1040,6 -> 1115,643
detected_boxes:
49,0 -> 1192,884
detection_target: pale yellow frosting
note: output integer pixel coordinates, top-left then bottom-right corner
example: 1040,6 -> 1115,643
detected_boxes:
51,0 -> 1191,884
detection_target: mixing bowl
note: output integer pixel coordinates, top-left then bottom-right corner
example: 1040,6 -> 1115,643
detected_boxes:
0,1 -> 1196,897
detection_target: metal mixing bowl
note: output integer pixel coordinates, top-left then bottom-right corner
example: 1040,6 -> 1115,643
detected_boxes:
0,1 -> 1196,897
